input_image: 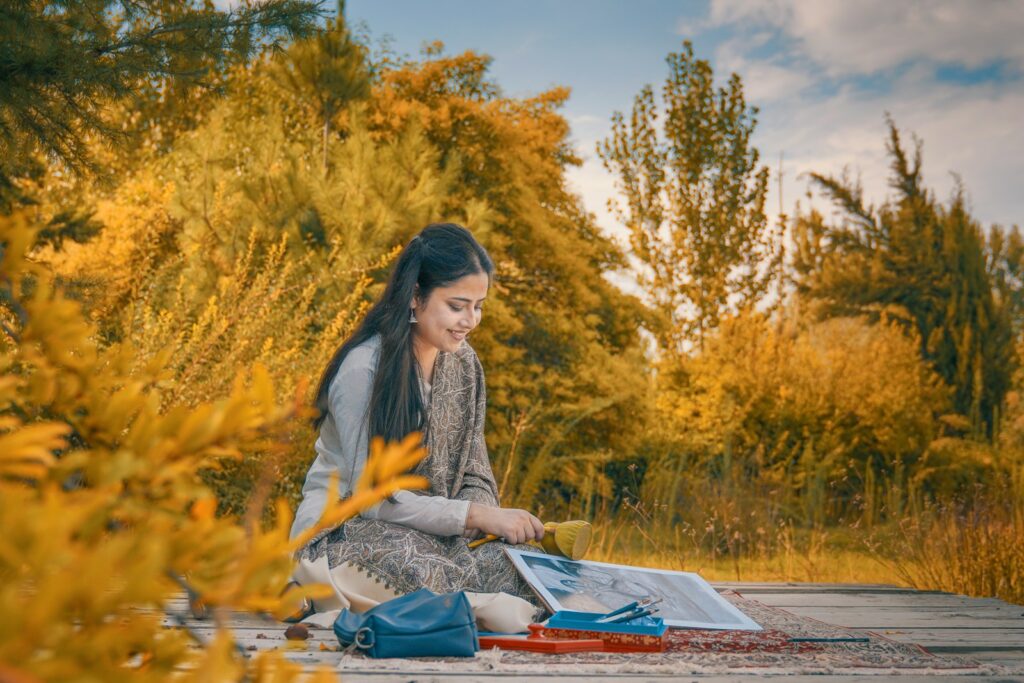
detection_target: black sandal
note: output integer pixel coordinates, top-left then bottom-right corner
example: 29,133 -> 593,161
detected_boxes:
281,580 -> 315,623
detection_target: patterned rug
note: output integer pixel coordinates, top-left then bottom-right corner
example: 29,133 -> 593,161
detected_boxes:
332,591 -> 994,676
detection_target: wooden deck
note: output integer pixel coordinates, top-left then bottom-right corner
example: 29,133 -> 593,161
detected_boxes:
165,583 -> 1024,681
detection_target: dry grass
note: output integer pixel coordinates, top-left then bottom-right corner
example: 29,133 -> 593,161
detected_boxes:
872,496 -> 1024,604
587,511 -> 905,586
580,472 -> 1024,604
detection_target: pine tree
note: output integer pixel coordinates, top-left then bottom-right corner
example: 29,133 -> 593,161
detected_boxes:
0,0 -> 324,209
598,41 -> 783,356
792,119 -> 1020,439
269,14 -> 370,172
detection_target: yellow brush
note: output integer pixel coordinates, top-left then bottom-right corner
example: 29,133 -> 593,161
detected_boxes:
467,520 -> 592,560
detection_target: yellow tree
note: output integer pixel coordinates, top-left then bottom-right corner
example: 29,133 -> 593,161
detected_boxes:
368,43 -> 651,511
791,120 -> 1019,440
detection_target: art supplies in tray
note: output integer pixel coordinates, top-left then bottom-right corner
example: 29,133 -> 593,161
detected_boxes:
504,548 -> 761,630
594,596 -> 664,623
545,597 -> 670,652
479,598 -> 668,654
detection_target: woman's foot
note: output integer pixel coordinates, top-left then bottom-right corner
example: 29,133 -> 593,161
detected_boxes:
281,580 -> 315,623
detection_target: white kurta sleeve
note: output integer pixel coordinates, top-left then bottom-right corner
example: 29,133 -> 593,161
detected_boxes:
289,340 -> 470,540
361,490 -> 471,537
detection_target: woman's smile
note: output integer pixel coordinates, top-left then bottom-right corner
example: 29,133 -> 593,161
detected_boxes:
412,271 -> 489,359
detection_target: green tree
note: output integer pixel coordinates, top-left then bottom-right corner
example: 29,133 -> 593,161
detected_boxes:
269,14 -> 370,171
0,0 -> 325,209
39,21 -> 450,512
792,119 -> 1021,439
598,40 -> 783,355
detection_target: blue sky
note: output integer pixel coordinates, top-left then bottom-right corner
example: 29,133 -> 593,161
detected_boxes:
345,0 -> 1024,248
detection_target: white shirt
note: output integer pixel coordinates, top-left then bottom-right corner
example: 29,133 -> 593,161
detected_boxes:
289,334 -> 471,540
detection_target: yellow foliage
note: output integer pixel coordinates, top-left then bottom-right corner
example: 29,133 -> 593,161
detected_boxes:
667,310 -> 947,466
642,308 -> 954,532
0,212 -> 427,680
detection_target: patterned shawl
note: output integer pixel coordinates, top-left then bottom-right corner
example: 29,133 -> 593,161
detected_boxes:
415,342 -> 499,505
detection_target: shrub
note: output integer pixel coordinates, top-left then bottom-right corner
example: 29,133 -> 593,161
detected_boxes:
0,212 -> 427,681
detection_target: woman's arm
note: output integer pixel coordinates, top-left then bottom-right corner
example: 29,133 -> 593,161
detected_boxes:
289,353 -> 375,540
361,491 -> 470,536
290,342 -> 471,539
457,347 -> 544,543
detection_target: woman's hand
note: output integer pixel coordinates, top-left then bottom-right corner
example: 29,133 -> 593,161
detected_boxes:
466,503 -> 545,545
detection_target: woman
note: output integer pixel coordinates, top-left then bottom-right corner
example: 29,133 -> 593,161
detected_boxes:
291,223 -> 545,609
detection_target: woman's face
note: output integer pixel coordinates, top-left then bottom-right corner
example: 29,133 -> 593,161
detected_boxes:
412,271 -> 489,354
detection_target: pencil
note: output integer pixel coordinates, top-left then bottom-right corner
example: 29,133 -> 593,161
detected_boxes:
787,637 -> 870,643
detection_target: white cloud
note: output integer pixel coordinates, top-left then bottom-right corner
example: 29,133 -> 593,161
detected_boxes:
664,0 -> 1024,228
712,34 -> 814,103
708,0 -> 1024,76
564,143 -> 627,243
567,113 -> 604,127
736,60 -> 814,102
745,44 -> 1024,228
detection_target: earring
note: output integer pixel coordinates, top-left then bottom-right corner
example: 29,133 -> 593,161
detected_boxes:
409,308 -> 417,323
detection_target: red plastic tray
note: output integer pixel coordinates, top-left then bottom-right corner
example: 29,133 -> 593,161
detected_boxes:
478,623 -> 605,653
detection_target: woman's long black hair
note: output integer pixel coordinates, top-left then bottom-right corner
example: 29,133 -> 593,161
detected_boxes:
313,223 -> 495,447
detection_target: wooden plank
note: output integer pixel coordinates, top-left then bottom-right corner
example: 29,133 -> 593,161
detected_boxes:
161,612 -> 280,628
185,646 -> 1024,681
748,592 -> 1017,609
185,620 -> 1024,642
166,604 -> 1024,646
170,669 -> 1024,682
207,628 -> 1024,654
963,651 -> 1024,664
173,640 -> 1024,678
159,587 -> 1024,678
172,620 -> 1024,658
158,596 -> 1023,616
712,582 -> 914,593
786,604 -> 1024,615
182,630 -> 338,647
779,606 -> 1024,629
849,628 -> 1024,652
302,675 -> 1024,682
160,591 -> 1022,610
